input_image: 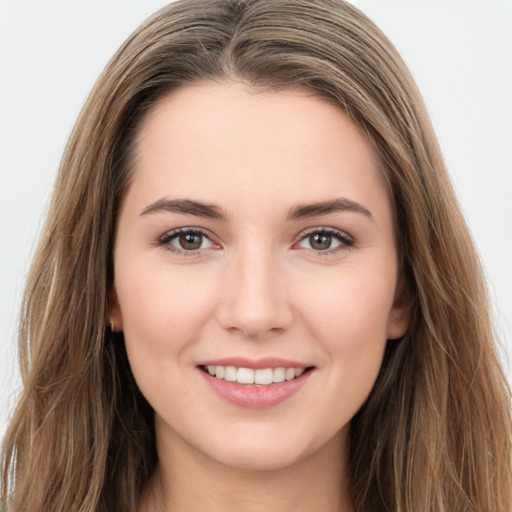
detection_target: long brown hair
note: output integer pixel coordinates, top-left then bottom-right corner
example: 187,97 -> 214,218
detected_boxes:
2,1 -> 511,510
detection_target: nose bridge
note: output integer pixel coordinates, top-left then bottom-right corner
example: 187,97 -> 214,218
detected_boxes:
218,242 -> 291,338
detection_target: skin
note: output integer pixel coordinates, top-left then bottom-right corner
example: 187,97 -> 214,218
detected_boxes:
111,81 -> 409,512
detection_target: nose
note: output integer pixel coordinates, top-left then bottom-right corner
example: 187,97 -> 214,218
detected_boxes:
216,246 -> 293,340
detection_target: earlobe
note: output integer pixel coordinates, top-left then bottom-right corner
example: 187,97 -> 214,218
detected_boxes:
387,275 -> 410,340
108,286 -> 123,332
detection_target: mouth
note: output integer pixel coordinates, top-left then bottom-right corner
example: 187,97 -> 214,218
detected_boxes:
197,357 -> 316,408
199,364 -> 315,386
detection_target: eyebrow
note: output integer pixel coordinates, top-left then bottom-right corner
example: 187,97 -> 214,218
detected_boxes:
287,198 -> 374,221
140,198 -> 228,220
139,197 -> 373,222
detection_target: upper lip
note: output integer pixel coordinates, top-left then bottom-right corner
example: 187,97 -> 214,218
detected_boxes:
197,357 -> 312,370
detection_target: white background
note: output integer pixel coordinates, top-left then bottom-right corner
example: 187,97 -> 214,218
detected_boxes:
1,0 -> 511,438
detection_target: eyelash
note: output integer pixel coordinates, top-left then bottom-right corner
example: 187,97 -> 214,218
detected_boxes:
294,227 -> 354,255
156,227 -> 217,256
155,227 -> 354,256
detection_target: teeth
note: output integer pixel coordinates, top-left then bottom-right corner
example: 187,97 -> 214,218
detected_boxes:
285,368 -> 296,381
273,367 -> 285,382
237,367 -> 255,384
255,368 -> 273,385
204,365 -> 308,385
224,366 -> 237,382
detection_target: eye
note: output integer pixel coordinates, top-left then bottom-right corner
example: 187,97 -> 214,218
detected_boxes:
296,228 -> 353,253
158,228 -> 217,253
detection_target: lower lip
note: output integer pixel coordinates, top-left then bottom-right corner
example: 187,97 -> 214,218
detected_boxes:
199,368 -> 313,409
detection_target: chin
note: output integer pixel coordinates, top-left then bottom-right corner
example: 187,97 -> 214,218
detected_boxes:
207,443 -> 309,472
192,425 -> 343,473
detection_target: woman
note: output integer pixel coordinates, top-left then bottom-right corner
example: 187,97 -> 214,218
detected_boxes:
2,0 -> 511,510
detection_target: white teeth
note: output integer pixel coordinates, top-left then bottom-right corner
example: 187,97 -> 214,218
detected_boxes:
285,368 -> 296,381
255,368 -> 273,385
224,366 -> 237,382
237,367 -> 255,384
204,365 -> 308,385
273,367 -> 285,382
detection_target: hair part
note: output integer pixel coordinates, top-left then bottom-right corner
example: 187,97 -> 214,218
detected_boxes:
2,1 -> 511,511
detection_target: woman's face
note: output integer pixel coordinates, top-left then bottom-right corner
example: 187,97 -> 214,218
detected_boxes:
112,82 -> 408,471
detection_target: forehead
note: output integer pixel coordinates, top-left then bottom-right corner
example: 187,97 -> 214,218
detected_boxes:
126,81 -> 389,218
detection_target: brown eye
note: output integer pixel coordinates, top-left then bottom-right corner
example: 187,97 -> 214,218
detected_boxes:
309,232 -> 332,250
161,229 -> 215,253
178,232 -> 203,250
296,228 -> 353,253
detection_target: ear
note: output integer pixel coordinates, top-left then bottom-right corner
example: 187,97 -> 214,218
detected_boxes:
108,286 -> 123,332
387,274 -> 410,340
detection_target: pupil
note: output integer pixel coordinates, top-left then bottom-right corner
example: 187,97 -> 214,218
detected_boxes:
310,233 -> 331,250
179,232 -> 202,250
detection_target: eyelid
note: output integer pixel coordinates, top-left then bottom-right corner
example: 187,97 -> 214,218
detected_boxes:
154,225 -> 354,256
156,226 -> 221,254
293,226 -> 354,253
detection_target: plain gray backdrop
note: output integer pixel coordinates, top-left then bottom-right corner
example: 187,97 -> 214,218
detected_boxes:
1,0 -> 511,437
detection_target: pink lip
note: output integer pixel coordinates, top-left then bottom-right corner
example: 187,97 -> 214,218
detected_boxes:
197,365 -> 314,409
198,357 -> 309,370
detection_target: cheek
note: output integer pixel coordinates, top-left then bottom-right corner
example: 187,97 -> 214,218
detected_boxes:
114,261 -> 220,387
117,261 -> 216,336
298,264 -> 395,335
114,262 -> 219,412
295,266 -> 395,385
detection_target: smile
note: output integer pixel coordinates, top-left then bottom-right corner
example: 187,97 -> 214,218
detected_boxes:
198,362 -> 315,409
202,365 -> 308,386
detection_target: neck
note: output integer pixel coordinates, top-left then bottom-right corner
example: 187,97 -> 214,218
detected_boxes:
140,424 -> 353,512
